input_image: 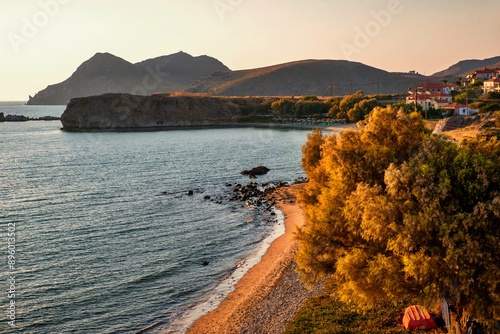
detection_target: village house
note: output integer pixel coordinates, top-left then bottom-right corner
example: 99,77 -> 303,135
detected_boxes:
483,77 -> 500,93
467,66 -> 500,83
446,83 -> 461,92
406,90 -> 453,112
415,81 -> 451,94
441,103 -> 478,116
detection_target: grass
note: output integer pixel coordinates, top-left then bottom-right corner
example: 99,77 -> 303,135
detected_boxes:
285,295 -> 417,334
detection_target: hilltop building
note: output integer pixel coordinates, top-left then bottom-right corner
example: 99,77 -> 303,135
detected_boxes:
467,67 -> 500,83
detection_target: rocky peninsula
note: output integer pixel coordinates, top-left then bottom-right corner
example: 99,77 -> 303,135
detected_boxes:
60,92 -> 244,131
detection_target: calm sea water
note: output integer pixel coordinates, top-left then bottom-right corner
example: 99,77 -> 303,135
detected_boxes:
0,102 -> 311,333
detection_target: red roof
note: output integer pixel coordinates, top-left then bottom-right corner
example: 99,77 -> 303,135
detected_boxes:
417,81 -> 446,89
442,103 -> 467,109
434,99 -> 449,104
484,77 -> 500,83
475,68 -> 497,74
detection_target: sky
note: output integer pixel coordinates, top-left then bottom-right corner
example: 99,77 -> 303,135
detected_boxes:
1,0 -> 499,101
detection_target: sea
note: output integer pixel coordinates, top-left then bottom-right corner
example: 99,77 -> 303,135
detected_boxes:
0,102 -> 314,333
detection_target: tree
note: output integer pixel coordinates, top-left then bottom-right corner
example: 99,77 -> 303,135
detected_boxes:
296,106 -> 500,327
454,91 -> 478,104
271,99 -> 295,117
347,98 -> 379,122
326,92 -> 378,122
301,128 -> 324,173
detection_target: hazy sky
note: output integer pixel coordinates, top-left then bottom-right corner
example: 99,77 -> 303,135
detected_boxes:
1,0 -> 499,101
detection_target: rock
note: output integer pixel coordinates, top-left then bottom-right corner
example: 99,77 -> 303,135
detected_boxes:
38,116 -> 60,121
241,166 -> 270,178
201,261 -> 209,266
187,190 -> 194,196
60,93 -> 243,131
4,115 -> 29,122
204,195 -> 211,200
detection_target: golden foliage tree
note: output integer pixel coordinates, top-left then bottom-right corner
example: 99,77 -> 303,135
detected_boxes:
296,106 -> 500,326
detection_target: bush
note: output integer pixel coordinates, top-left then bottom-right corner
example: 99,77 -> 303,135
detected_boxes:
297,106 -> 500,326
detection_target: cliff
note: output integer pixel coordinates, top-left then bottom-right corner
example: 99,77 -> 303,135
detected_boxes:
60,93 -> 243,131
28,52 -> 230,105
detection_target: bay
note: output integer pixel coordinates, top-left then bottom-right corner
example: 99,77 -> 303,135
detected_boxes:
0,102 -> 311,333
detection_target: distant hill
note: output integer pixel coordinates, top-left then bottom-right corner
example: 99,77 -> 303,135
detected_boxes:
27,52 -> 229,105
187,60 -> 427,96
431,56 -> 500,78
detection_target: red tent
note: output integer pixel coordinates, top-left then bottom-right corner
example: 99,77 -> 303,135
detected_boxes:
403,305 -> 437,330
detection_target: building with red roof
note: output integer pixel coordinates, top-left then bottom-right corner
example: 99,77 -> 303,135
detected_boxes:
467,66 -> 500,82
441,103 -> 478,116
416,81 -> 450,94
406,91 -> 453,111
483,77 -> 500,93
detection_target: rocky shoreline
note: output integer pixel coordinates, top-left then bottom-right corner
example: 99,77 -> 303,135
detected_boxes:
185,182 -> 323,334
0,112 -> 60,122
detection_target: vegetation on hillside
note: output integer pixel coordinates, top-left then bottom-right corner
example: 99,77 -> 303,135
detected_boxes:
472,92 -> 500,113
296,106 -> 500,329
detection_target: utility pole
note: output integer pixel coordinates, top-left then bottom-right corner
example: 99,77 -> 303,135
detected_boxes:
329,83 -> 333,97
466,81 -> 469,116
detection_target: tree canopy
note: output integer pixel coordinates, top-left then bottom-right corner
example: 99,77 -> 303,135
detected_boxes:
296,106 -> 500,326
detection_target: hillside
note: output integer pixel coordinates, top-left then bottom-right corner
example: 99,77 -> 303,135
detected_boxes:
27,52 -> 229,105
187,60 -> 427,96
432,55 -> 500,78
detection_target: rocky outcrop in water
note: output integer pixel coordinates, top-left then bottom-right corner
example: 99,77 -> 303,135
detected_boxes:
241,166 -> 270,178
0,113 -> 60,122
60,92 -> 243,131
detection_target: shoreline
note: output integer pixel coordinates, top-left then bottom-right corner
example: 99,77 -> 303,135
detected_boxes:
59,123 -> 357,132
185,183 -> 323,334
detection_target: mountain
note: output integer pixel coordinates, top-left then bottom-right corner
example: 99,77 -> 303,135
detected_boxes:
431,56 -> 500,78
27,52 -> 230,105
135,51 -> 229,89
187,60 -> 427,96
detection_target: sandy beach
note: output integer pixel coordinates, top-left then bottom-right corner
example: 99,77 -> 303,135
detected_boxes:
186,183 -> 324,334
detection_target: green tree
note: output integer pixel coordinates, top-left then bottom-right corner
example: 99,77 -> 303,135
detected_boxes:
296,106 -> 500,327
454,91 -> 477,104
271,99 -> 295,117
347,98 -> 379,122
293,101 -> 330,118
